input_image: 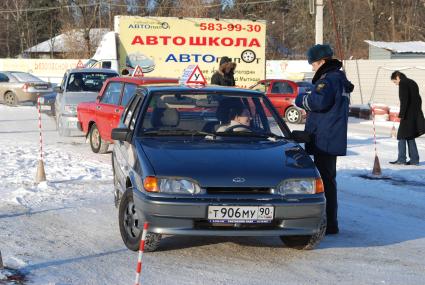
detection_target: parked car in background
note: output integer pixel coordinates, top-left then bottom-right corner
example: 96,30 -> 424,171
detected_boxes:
55,68 -> 118,136
0,71 -> 53,106
77,76 -> 178,153
249,79 -> 306,124
111,85 -> 326,252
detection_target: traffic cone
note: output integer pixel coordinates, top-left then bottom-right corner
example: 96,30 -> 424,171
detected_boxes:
35,159 -> 46,183
372,154 -> 382,176
391,124 -> 396,138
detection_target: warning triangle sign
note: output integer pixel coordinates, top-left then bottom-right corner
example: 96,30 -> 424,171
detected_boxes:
186,65 -> 206,85
76,59 -> 84,69
132,65 -> 144,77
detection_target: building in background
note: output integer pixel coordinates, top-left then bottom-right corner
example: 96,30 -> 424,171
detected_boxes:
365,41 -> 425,60
22,28 -> 109,59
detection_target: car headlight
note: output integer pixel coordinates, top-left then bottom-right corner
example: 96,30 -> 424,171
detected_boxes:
278,178 -> 324,195
142,176 -> 203,195
63,104 -> 77,115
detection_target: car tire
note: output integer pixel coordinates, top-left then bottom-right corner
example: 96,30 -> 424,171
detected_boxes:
118,189 -> 162,252
57,115 -> 71,137
285,106 -> 303,124
89,124 -> 109,154
280,215 -> 326,250
4,92 -> 18,106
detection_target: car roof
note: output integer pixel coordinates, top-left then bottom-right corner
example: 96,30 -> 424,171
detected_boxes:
106,76 -> 179,85
67,68 -> 118,74
138,85 -> 264,96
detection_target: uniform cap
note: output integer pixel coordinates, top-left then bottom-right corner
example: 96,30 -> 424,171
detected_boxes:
307,44 -> 333,64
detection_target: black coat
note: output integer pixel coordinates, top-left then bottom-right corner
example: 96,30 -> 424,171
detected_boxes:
211,72 -> 235,86
397,77 -> 425,139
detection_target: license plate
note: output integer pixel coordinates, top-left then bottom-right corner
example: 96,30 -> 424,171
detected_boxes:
208,206 -> 274,223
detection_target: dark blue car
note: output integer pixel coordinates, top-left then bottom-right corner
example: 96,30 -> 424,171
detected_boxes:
111,85 -> 326,252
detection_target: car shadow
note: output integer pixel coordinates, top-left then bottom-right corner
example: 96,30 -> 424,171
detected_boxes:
157,235 -> 284,252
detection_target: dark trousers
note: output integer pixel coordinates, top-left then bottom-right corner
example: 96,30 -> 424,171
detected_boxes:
314,154 -> 338,228
398,139 -> 419,163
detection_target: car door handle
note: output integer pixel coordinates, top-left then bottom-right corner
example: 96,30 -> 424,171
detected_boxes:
96,106 -> 101,110
115,109 -> 120,113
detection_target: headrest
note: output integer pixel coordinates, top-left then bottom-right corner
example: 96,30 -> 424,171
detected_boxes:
151,108 -> 180,128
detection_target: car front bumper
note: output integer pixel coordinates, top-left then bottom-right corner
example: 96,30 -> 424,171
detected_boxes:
133,191 -> 325,236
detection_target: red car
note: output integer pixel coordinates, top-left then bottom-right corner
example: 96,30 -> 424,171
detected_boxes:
250,79 -> 306,124
77,76 -> 178,153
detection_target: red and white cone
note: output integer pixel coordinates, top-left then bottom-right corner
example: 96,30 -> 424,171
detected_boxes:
36,97 -> 46,183
371,107 -> 382,176
134,222 -> 149,285
391,124 -> 397,138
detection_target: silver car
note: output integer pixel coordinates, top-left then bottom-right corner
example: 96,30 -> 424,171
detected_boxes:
55,68 -> 118,136
0,71 -> 53,106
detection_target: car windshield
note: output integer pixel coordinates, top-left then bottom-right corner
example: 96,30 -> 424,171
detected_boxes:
138,92 -> 288,139
66,72 -> 116,92
11,72 -> 42,82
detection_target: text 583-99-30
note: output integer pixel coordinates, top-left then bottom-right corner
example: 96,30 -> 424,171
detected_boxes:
199,23 -> 262,32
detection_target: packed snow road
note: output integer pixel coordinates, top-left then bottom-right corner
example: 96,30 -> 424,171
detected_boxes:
0,105 -> 424,284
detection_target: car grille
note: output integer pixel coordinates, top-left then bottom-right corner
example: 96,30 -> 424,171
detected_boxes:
205,187 -> 272,195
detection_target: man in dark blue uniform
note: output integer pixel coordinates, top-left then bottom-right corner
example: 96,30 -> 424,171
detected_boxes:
295,44 -> 354,235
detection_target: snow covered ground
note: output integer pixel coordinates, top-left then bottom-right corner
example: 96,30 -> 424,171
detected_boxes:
0,105 -> 424,285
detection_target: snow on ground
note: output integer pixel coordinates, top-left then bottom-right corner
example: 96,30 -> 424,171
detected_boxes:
0,105 -> 424,284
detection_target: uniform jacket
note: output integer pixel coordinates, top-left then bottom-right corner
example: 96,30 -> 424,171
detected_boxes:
295,59 -> 354,156
397,77 -> 425,140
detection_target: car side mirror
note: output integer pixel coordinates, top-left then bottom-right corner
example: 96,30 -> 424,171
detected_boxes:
111,127 -> 132,142
54,86 -> 62,93
291,130 -> 311,144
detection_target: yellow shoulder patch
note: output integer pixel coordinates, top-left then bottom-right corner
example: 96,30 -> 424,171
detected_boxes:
316,83 -> 326,92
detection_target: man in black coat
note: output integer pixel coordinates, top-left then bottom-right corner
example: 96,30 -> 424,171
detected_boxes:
211,56 -> 236,86
390,71 -> 425,165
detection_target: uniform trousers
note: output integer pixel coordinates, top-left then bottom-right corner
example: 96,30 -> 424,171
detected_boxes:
314,154 -> 338,228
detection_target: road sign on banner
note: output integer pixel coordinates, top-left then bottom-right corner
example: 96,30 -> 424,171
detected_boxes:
76,59 -> 84,69
180,65 -> 206,85
132,65 -> 144,77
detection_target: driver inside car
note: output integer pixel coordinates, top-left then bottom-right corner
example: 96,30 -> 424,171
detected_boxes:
216,107 -> 252,132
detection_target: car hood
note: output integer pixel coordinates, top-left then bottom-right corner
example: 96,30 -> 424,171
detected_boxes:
137,138 -> 317,188
63,92 -> 98,105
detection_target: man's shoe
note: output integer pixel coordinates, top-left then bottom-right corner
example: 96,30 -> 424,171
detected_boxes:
389,160 -> 406,165
406,161 -> 419,166
326,226 -> 339,235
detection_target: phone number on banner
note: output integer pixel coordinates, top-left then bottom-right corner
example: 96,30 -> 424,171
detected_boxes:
199,23 -> 262,32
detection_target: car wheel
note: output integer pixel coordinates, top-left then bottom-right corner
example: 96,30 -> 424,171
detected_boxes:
4,92 -> 18,106
285,106 -> 303,124
57,115 -> 71,137
280,215 -> 326,250
89,124 -> 109,154
118,189 -> 162,252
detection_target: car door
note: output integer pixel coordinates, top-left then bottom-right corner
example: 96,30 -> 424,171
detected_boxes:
114,92 -> 145,191
267,81 -> 295,116
96,81 -> 123,141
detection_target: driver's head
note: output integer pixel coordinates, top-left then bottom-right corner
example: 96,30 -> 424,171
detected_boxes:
73,74 -> 83,85
229,107 -> 251,126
